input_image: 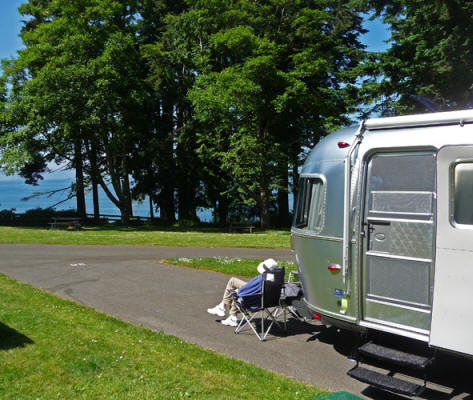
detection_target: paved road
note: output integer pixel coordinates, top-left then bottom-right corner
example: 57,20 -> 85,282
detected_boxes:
0,244 -> 471,399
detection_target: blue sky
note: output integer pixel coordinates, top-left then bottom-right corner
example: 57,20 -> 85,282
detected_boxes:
1,0 -> 25,60
0,4 -> 390,182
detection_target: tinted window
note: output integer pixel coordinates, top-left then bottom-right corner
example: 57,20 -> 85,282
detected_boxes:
294,177 -> 325,232
454,163 -> 473,225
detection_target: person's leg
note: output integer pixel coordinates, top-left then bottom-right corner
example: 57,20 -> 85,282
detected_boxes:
208,277 -> 246,317
220,277 -> 247,326
222,277 -> 247,313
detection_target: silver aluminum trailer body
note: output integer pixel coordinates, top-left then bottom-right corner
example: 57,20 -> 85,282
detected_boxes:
291,109 -> 473,358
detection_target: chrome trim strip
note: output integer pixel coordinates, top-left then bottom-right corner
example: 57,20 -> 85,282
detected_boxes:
360,319 -> 429,342
366,251 -> 432,263
367,216 -> 433,224
370,210 -> 432,216
371,190 -> 434,195
366,297 -> 431,313
344,121 -> 365,295
291,229 -> 343,242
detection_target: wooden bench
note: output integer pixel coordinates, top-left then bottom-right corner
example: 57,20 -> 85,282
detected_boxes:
229,223 -> 256,233
48,217 -> 82,230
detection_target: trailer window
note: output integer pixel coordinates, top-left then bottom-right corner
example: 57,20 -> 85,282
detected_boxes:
454,163 -> 473,225
294,177 -> 325,232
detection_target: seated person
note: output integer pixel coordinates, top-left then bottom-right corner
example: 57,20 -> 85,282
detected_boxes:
207,258 -> 279,327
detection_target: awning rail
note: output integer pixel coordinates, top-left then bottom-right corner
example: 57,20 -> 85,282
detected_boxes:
365,109 -> 473,130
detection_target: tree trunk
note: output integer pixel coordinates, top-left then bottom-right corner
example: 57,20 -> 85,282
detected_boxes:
217,196 -> 228,225
176,106 -> 197,222
89,145 -> 100,221
120,157 -> 133,225
92,179 -> 100,221
149,195 -> 154,219
74,138 -> 86,220
277,158 -> 290,228
259,187 -> 271,229
158,101 -> 176,224
178,184 -> 197,221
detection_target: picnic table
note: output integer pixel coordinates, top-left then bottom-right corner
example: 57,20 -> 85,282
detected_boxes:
48,217 -> 82,230
228,222 -> 256,233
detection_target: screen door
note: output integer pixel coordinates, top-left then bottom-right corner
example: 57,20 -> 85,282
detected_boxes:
362,152 -> 436,334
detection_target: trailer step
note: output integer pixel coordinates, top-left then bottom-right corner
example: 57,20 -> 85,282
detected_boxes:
348,366 -> 424,397
358,342 -> 433,370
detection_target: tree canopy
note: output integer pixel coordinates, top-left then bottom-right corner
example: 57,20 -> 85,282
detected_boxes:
361,0 -> 473,114
2,0 -> 472,226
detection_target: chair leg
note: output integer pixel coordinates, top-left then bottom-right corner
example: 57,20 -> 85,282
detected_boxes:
261,309 -> 265,340
234,305 -> 287,341
235,310 -> 265,340
283,306 -> 287,331
267,307 -> 287,334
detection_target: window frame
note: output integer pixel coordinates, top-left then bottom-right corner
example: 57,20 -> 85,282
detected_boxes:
293,173 -> 326,233
450,160 -> 473,229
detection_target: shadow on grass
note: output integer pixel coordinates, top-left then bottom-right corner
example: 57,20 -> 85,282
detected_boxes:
0,322 -> 34,350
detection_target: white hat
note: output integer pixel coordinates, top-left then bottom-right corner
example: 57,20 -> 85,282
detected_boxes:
257,258 -> 278,274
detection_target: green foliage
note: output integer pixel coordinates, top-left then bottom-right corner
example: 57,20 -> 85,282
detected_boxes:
1,0 -> 369,227
1,0 -> 149,221
184,0 -> 366,226
361,0 -> 473,114
0,208 -> 78,226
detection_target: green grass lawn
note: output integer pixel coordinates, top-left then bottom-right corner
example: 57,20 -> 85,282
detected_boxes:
163,257 -> 297,279
0,273 -> 326,399
0,226 -> 291,248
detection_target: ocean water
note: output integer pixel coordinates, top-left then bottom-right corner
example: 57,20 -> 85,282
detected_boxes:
0,179 -> 162,218
0,179 -> 294,222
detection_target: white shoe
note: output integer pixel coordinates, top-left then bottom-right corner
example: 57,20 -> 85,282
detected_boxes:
221,315 -> 238,327
207,304 -> 225,317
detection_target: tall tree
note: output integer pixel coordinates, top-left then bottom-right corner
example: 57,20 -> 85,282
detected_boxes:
0,0 -> 149,223
187,0 -> 366,227
361,0 -> 473,114
139,0 -> 205,223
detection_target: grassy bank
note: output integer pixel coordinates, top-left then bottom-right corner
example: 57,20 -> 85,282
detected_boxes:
0,273 -> 326,399
0,226 -> 291,248
164,257 -> 297,279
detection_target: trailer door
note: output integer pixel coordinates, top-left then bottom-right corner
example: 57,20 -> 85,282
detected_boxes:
362,152 -> 436,336
430,145 -> 473,356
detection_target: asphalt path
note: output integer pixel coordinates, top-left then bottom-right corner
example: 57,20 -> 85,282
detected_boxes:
0,244 -> 471,399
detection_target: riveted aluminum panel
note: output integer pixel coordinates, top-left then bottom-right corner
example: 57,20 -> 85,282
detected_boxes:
390,221 -> 434,260
368,220 -> 433,260
364,301 -> 431,332
366,255 -> 430,306
292,234 -> 354,319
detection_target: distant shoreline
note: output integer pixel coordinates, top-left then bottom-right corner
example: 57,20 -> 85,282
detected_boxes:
0,179 -> 213,220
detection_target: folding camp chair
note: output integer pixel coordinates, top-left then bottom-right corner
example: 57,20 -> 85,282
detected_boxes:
280,271 -> 305,321
232,267 -> 286,341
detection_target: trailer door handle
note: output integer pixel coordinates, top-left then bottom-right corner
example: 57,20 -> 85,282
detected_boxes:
367,220 -> 391,225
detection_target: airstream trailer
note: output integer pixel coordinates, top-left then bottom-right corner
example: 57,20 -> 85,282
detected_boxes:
291,109 -> 473,395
